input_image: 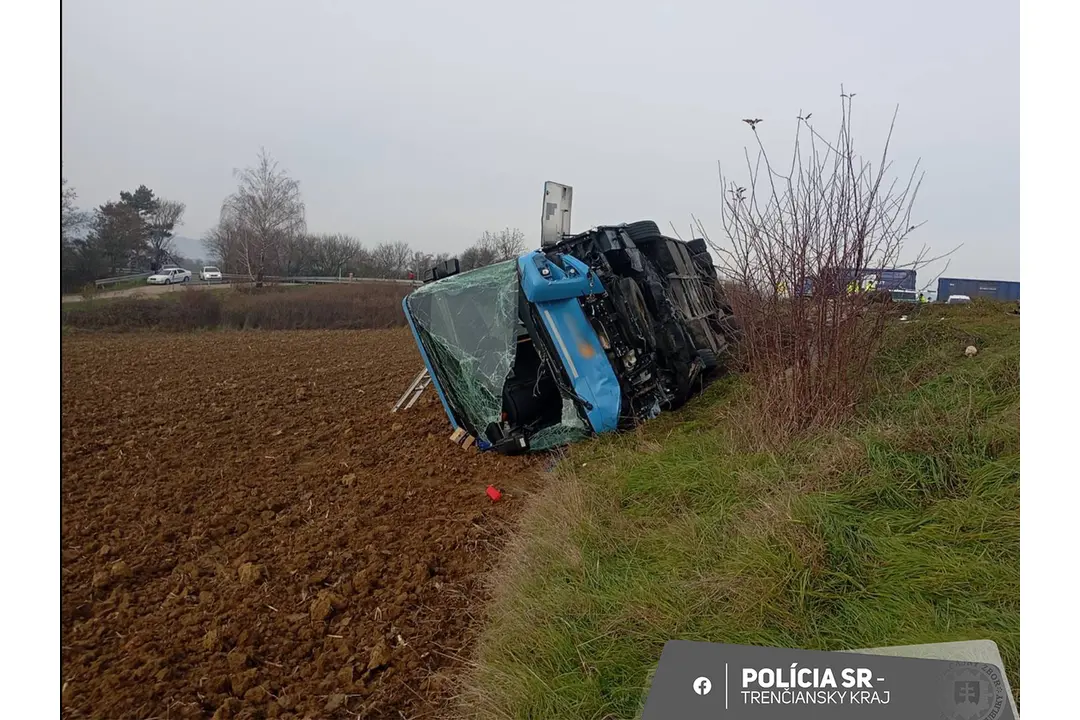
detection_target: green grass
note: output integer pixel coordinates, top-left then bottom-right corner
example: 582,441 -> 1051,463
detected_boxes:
466,302 -> 1020,719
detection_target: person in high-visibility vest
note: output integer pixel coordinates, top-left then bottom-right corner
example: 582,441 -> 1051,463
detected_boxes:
918,292 -> 928,304
777,281 -> 789,298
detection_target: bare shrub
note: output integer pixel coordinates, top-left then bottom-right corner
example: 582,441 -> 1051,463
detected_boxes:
168,290 -> 224,328
702,92 -> 934,442
62,291 -> 223,331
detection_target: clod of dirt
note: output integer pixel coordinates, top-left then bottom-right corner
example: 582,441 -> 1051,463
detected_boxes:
204,629 -> 223,652
91,570 -> 110,589
337,664 -> 354,686
243,685 -> 268,703
230,669 -> 257,697
210,698 -> 239,720
237,628 -> 260,648
310,590 -> 344,623
965,345 -> 979,357
367,639 -> 392,671
110,560 -> 133,580
232,552 -> 257,568
226,648 -> 249,671
237,562 -> 264,585
325,693 -> 346,712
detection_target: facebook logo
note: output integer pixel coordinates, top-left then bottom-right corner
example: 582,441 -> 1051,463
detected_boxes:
693,677 -> 712,695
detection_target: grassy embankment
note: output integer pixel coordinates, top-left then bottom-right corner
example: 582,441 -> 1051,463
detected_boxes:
467,301 -> 1020,717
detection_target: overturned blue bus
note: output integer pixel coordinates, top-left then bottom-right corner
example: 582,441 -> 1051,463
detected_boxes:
402,220 -> 740,454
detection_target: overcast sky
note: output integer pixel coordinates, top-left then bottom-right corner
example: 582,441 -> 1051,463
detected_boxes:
61,0 -> 1019,283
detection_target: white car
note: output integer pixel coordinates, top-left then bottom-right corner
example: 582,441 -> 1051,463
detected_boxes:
199,266 -> 223,281
946,294 -> 971,304
147,268 -> 192,285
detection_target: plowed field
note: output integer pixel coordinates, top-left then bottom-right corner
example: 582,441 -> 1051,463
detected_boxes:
61,329 -> 541,719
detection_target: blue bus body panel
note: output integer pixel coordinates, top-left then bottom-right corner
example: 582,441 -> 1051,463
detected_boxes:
517,251 -> 621,434
518,250 -> 604,302
874,268 -> 917,291
401,295 -> 457,429
799,268 -> 917,296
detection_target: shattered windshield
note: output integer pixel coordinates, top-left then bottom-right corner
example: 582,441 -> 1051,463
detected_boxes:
405,261 -> 521,441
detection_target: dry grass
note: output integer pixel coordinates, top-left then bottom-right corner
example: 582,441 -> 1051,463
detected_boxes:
60,283 -> 412,332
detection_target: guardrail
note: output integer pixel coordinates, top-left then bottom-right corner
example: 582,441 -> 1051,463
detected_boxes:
219,274 -> 422,287
93,273 -> 421,289
94,272 -> 151,288
94,272 -> 422,288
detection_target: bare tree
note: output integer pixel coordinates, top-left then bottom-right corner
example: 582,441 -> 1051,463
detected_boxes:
202,212 -> 245,272
370,241 -> 412,278
409,250 -> 434,279
61,175 -> 98,292
222,149 -> 306,283
460,239 -> 496,271
147,199 -> 186,270
61,176 -> 89,244
486,227 -> 528,261
704,91 -> 935,442
458,228 -> 526,271
309,233 -> 362,276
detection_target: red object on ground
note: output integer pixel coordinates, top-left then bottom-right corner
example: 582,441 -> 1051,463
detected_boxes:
486,485 -> 502,502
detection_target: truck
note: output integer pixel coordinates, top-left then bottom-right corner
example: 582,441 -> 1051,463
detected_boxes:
936,277 -> 1020,302
402,182 -> 739,454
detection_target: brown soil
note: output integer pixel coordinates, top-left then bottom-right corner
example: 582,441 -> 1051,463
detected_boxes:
61,329 -> 541,719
